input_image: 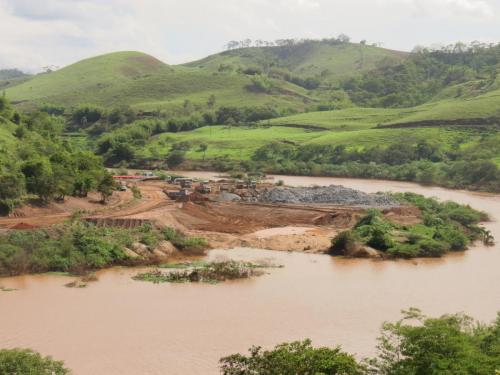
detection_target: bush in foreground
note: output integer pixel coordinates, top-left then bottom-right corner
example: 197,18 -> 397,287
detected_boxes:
220,340 -> 363,375
220,309 -> 500,375
0,348 -> 70,375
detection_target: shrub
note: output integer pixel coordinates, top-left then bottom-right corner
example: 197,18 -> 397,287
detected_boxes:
0,348 -> 70,375
387,243 -> 421,258
417,238 -> 450,257
0,244 -> 27,276
435,225 -> 469,251
161,227 -> 207,251
166,150 -> 186,168
130,185 -> 142,199
329,231 -> 357,255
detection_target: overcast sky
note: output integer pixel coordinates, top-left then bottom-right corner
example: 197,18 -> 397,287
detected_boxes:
1,0 -> 499,72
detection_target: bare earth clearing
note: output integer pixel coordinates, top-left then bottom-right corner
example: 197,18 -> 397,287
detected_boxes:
0,180 -> 419,255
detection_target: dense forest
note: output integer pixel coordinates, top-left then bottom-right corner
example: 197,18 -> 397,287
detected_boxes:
0,96 -> 113,214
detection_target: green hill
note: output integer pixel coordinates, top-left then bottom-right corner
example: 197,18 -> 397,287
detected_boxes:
0,69 -> 32,90
5,51 -> 314,111
185,41 -> 406,82
5,42 -> 406,111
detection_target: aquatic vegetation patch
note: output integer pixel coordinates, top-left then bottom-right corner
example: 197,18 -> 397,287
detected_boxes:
0,285 -> 16,292
133,260 -> 281,284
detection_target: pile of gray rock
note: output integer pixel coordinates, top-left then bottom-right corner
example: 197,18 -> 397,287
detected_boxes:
259,185 -> 398,208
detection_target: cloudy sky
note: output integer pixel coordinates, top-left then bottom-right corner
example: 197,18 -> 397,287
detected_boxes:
1,0 -> 499,72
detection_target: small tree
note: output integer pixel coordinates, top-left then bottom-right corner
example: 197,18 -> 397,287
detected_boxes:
97,173 -> 115,203
0,171 -> 25,215
198,143 -> 208,160
22,158 -> 55,202
166,150 -> 186,168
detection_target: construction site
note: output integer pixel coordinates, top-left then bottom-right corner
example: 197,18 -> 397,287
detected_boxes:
0,174 -> 420,255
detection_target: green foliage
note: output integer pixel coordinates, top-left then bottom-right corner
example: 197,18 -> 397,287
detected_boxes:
166,150 -> 186,168
0,97 -> 109,209
221,309 -> 500,375
220,339 -> 363,375
97,172 -> 116,203
368,309 -> 500,375
162,227 -> 207,251
330,194 -> 489,258
0,221 -> 209,276
248,74 -> 274,93
329,230 -> 358,255
0,170 -> 25,214
130,185 -> 142,199
0,348 -> 70,375
134,260 -> 270,284
343,42 -> 500,108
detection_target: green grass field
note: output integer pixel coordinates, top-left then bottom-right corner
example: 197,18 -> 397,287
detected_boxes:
386,89 -> 500,124
267,107 -> 412,130
143,122 -> 488,162
145,125 -> 324,160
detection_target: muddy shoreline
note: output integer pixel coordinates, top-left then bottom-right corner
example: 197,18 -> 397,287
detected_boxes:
0,178 -> 420,257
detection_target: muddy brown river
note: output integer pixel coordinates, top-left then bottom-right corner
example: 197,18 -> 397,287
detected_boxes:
1,176 -> 499,374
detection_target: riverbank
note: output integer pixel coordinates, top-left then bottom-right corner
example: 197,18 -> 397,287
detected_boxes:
1,176 -> 499,374
0,174 -> 493,279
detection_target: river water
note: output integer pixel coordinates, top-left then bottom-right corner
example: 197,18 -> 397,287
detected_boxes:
1,175 -> 499,375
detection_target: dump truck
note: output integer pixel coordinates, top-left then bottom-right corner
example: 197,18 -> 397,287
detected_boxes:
166,189 -> 190,200
173,178 -> 193,188
196,181 -> 212,194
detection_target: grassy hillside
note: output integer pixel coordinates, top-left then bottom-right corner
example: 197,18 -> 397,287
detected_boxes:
0,69 -> 32,90
267,87 -> 500,129
186,41 -> 405,81
142,122 -> 486,162
6,51 -> 311,111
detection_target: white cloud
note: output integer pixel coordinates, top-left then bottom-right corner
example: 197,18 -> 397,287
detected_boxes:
379,0 -> 494,18
0,0 -> 498,72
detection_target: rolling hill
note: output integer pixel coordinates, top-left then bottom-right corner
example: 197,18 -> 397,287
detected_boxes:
5,51 -> 315,111
2,39 -> 499,191
5,42 -> 407,111
185,41 -> 406,81
0,69 -> 32,90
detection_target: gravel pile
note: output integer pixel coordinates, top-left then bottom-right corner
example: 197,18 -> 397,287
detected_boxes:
259,185 -> 398,208
214,192 -> 242,202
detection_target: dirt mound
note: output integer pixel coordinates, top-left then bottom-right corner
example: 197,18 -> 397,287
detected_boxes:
10,222 -> 37,230
260,185 -> 397,208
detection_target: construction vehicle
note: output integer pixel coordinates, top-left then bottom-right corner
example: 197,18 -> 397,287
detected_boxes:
196,181 -> 212,194
166,189 -> 190,200
173,178 -> 193,188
